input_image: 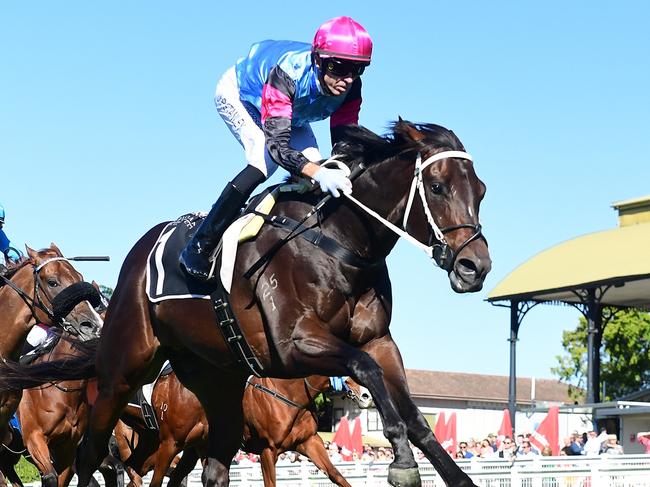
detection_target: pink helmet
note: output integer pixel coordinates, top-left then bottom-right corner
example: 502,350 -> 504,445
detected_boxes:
312,16 -> 372,63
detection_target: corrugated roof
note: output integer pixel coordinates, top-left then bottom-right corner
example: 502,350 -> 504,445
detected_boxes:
487,222 -> 650,307
405,369 -> 576,404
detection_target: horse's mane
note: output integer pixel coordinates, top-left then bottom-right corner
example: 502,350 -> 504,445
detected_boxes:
283,120 -> 465,186
1,257 -> 32,284
332,120 -> 466,166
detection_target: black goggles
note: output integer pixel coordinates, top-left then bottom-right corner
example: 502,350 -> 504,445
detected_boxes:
322,57 -> 367,78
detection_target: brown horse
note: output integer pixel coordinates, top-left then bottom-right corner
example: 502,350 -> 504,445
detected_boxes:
0,122 -> 491,487
119,373 -> 370,487
17,333 -> 92,487
0,245 -> 103,487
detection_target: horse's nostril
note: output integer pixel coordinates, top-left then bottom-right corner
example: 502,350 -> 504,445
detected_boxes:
457,258 -> 478,275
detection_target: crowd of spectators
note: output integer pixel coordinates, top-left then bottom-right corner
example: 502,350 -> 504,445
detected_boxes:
232,429 -> 650,466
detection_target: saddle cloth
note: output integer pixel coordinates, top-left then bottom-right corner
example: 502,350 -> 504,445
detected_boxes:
145,189 -> 279,302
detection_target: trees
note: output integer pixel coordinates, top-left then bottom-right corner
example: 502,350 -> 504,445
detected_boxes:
552,309 -> 650,401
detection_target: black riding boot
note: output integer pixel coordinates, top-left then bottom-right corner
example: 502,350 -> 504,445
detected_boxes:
179,166 -> 265,281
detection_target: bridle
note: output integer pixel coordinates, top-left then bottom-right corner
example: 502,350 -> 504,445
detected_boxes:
0,257 -> 82,335
340,150 -> 484,272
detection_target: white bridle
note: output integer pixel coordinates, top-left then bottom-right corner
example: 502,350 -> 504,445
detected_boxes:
330,150 -> 474,261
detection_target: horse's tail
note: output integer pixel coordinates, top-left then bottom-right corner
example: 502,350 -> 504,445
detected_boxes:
0,337 -> 98,392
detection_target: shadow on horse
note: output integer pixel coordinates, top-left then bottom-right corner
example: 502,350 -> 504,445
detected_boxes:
0,245 -> 103,487
0,121 -> 490,487
119,372 -> 369,487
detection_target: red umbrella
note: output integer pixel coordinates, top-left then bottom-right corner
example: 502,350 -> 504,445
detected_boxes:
332,416 -> 353,461
529,406 -> 559,455
350,416 -> 364,456
434,411 -> 447,443
497,409 -> 513,447
445,412 -> 457,455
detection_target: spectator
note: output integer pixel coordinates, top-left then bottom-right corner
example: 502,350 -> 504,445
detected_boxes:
327,441 -> 343,463
515,434 -> 525,454
487,433 -> 498,452
517,440 -> 538,457
601,434 -> 623,455
277,452 -> 291,464
458,442 -> 474,459
561,436 -> 574,456
455,451 -> 465,460
583,429 -> 608,456
566,433 -> 584,455
541,447 -> 553,457
637,431 -> 650,454
479,439 -> 495,458
498,437 -> 517,460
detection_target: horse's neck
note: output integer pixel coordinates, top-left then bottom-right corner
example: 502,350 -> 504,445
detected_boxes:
324,156 -> 412,259
0,270 -> 36,359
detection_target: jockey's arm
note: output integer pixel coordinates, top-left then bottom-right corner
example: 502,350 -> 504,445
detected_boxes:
261,66 -> 310,176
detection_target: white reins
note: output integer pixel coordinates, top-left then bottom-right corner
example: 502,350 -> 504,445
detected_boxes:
326,150 -> 473,261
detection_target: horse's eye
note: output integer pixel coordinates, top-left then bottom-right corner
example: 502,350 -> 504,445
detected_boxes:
431,183 -> 444,195
47,278 -> 59,288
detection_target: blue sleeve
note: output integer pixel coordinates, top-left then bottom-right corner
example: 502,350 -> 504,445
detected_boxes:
0,230 -> 10,252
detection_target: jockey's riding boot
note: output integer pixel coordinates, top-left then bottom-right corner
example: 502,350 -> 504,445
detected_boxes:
179,166 -> 266,282
179,183 -> 248,281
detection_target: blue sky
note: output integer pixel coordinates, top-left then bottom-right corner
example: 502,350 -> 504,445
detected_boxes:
2,1 -> 649,381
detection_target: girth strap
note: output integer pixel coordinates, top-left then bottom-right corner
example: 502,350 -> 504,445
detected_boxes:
246,212 -> 382,275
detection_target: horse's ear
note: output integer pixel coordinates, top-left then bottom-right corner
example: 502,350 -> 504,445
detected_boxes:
25,245 -> 39,261
50,242 -> 63,256
398,115 -> 404,122
91,280 -> 100,291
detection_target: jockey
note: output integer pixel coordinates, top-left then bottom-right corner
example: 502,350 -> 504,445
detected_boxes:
180,16 -> 373,281
0,203 -> 21,265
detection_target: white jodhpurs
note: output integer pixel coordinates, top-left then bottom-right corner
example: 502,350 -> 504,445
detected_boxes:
214,66 -> 322,178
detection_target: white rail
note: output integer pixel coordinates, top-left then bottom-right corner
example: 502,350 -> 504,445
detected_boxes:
65,455 -> 650,487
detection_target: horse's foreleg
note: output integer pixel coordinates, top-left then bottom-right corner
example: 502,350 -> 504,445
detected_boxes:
149,440 -> 179,487
364,335 -> 476,487
296,435 -> 352,487
167,449 -> 199,487
22,431 -> 57,487
173,363 -> 246,487
258,448 -> 277,487
292,328 -> 419,487
58,466 -> 75,487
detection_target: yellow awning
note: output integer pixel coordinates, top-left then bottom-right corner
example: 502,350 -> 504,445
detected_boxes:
488,222 -> 650,307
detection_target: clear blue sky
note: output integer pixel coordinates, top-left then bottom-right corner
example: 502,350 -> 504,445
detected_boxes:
2,1 -> 649,381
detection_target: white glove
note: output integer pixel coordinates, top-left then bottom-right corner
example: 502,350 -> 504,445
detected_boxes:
312,167 -> 352,198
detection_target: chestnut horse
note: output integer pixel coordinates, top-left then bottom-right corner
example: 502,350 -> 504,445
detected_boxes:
0,245 -> 103,487
17,333 -> 94,487
0,122 -> 490,487
119,373 -> 370,487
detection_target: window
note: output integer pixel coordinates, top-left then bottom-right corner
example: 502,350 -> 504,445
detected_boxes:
367,408 -> 383,432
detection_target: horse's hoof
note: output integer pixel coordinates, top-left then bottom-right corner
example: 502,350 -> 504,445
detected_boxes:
388,466 -> 422,487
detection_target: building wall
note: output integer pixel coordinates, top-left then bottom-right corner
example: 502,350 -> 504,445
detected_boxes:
620,414 -> 650,454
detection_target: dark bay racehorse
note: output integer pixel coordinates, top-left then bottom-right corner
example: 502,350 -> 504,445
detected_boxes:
120,373 -> 370,487
0,121 -> 490,487
0,245 -> 103,487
